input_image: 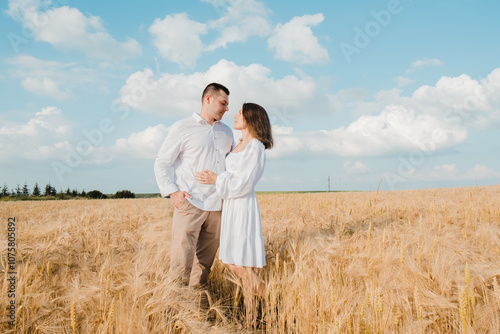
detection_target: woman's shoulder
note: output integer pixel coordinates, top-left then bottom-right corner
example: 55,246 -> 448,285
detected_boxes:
249,138 -> 265,150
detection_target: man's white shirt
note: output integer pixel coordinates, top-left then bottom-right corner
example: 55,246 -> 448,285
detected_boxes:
154,113 -> 234,211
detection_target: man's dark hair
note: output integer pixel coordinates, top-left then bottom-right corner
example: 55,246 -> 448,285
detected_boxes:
201,82 -> 230,102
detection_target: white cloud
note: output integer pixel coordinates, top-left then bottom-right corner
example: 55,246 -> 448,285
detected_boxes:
0,106 -> 75,161
270,105 -> 467,158
149,13 -> 207,67
410,74 -> 494,126
397,76 -> 416,87
327,88 -> 371,113
311,68 -> 499,158
7,55 -> 74,78
147,1 -> 271,65
331,105 -> 467,156
116,61 -> 500,161
7,0 -> 141,60
6,55 -> 103,99
48,124 -> 170,166
344,161 -> 370,174
115,59 -> 317,117
428,164 -> 500,181
112,124 -> 168,159
465,164 -> 500,180
0,106 -> 73,136
267,129 -> 304,159
331,68 -> 500,129
268,13 -> 329,65
21,77 -> 72,100
431,164 -> 460,180
204,0 -> 272,51
406,58 -> 443,74
0,107 -> 169,166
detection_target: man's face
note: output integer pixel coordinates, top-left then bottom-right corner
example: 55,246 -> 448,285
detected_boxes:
207,91 -> 229,122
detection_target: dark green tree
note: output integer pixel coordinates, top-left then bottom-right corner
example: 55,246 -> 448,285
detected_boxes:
114,190 -> 135,198
1,183 -> 9,197
44,183 -> 57,197
22,182 -> 30,197
44,183 -> 51,196
86,190 -> 107,199
33,183 -> 41,196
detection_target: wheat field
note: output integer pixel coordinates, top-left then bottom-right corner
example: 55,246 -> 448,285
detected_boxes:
1,185 -> 500,333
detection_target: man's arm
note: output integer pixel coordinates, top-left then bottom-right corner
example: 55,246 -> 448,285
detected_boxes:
154,125 -> 184,198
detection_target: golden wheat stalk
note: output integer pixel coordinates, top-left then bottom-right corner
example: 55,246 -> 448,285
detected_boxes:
460,288 -> 468,334
493,277 -> 500,309
71,302 -> 76,334
107,298 -> 115,334
414,287 -> 423,334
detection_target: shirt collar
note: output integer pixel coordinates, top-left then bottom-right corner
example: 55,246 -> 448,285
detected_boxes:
192,112 -> 220,126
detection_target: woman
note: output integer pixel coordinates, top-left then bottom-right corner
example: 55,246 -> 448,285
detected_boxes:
195,102 -> 273,324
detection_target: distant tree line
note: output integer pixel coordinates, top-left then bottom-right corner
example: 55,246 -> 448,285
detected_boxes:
0,182 -> 135,201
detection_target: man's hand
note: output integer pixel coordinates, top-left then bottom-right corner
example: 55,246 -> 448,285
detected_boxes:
170,191 -> 193,209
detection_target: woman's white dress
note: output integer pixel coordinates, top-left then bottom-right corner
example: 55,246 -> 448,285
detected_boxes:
216,139 -> 266,268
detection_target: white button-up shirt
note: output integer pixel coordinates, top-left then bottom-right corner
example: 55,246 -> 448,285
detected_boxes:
154,112 -> 234,211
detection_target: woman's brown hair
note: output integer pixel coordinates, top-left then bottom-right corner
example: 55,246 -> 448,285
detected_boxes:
242,102 -> 273,149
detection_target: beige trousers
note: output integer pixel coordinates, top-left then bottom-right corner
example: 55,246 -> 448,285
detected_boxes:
170,199 -> 221,288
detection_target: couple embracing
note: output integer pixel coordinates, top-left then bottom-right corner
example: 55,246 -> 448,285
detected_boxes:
154,83 -> 273,303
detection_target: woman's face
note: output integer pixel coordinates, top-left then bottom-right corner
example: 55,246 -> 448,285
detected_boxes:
234,108 -> 247,130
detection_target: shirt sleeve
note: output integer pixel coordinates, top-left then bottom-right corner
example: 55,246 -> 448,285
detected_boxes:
215,141 -> 265,200
154,124 -> 183,198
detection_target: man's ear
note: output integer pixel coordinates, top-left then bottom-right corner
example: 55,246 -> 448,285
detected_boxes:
205,94 -> 211,105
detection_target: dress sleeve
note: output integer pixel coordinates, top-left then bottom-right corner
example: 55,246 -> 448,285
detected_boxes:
216,140 -> 265,200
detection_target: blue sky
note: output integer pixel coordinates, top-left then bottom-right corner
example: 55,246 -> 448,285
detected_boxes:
1,0 -> 500,194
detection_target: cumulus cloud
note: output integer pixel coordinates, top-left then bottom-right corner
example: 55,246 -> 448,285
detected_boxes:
115,59 -> 317,117
0,107 -> 170,169
50,124 -> 170,167
149,13 -> 207,68
268,13 -> 329,65
148,1 -> 271,66
146,2 -> 324,67
269,105 -> 468,158
116,63 -> 500,160
7,0 -> 141,60
203,0 -> 272,51
331,67 -> 500,128
317,67 -> 500,159
0,106 -> 75,161
0,106 -> 73,136
112,124 -> 168,159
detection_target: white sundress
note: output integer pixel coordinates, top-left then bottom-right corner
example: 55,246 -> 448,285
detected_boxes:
216,139 -> 266,268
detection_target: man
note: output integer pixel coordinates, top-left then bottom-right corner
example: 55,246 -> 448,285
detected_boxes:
154,83 -> 234,288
